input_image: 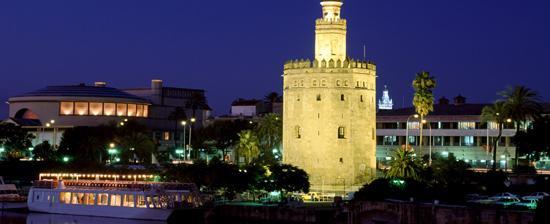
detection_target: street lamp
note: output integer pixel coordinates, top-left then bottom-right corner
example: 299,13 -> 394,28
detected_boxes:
175,148 -> 184,162
108,143 -> 117,163
188,118 -> 196,160
422,119 -> 433,166
405,114 -> 419,151
181,121 -> 187,160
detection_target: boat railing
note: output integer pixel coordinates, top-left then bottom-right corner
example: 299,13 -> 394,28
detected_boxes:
33,180 -> 198,192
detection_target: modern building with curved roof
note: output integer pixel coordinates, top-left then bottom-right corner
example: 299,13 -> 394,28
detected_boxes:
9,83 -> 151,128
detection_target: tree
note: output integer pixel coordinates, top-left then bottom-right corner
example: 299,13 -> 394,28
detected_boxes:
500,86 -> 542,167
113,120 -> 156,164
513,116 -> 550,163
386,148 -> 424,181
235,130 -> 260,164
58,126 -> 114,164
254,114 -> 282,164
481,101 -> 510,171
185,92 -> 209,119
191,119 -> 251,161
269,164 -> 310,198
412,71 -> 436,163
33,141 -> 57,162
0,122 -> 35,161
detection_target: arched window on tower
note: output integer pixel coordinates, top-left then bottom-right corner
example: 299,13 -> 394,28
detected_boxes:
316,94 -> 321,101
338,126 -> 346,139
295,126 -> 302,139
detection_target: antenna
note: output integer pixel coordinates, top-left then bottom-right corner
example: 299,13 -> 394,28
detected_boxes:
363,44 -> 366,60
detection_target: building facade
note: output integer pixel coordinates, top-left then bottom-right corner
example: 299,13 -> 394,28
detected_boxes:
6,80 -> 211,155
376,96 -> 518,169
283,0 -> 377,188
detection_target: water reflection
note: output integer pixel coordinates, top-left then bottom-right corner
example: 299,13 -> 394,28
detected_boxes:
1,212 -> 166,224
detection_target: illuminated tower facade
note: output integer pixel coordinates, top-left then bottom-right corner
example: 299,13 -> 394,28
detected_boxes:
283,0 -> 377,188
378,85 -> 394,110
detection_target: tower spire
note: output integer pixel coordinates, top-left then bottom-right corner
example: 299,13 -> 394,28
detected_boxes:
315,0 -> 347,62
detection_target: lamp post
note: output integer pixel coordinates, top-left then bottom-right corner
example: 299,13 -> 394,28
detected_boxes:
108,143 -> 118,164
422,119 -> 433,166
405,114 -> 419,151
181,121 -> 187,160
188,118 -> 196,160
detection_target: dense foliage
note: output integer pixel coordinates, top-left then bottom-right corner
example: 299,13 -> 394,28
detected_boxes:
0,122 -> 35,161
163,159 -> 309,200
58,120 -> 155,165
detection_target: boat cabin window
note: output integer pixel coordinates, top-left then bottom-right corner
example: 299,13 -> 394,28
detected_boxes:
85,193 -> 96,205
123,194 -> 135,207
137,195 -> 147,208
97,193 -> 109,206
72,193 -> 84,205
60,192 -> 71,204
110,194 -> 122,206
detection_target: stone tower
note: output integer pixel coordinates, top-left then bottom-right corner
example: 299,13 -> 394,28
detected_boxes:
283,0 -> 377,189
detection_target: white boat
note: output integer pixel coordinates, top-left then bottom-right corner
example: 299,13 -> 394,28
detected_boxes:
27,173 -> 202,221
26,213 -> 166,224
0,176 -> 27,210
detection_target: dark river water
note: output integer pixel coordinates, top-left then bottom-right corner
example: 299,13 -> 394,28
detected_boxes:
1,211 -> 167,224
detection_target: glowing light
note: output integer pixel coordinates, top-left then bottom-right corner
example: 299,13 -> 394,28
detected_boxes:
62,156 -> 69,163
0,147 -> 5,153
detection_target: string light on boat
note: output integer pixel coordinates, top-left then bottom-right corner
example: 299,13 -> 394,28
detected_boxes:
39,173 -> 157,181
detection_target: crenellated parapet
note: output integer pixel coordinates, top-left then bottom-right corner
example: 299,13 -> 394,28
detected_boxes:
284,58 -> 376,71
316,18 -> 347,26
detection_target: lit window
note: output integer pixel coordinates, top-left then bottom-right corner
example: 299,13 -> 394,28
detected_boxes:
338,127 -> 346,139
123,194 -> 135,207
127,104 -> 137,117
110,194 -> 121,206
60,102 -> 74,115
143,105 -> 149,117
116,103 -> 127,117
163,132 -> 170,141
136,105 -> 144,117
295,126 -> 301,139
97,193 -> 109,206
74,102 -> 89,115
458,122 -> 475,130
89,102 -> 103,116
103,103 -> 116,116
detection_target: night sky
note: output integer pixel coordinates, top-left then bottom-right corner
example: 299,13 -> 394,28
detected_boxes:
1,0 -> 549,118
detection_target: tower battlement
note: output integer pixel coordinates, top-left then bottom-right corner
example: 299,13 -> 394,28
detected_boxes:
316,18 -> 347,26
284,58 -> 376,71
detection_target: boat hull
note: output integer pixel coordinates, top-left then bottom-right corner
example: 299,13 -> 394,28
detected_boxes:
28,203 -> 173,221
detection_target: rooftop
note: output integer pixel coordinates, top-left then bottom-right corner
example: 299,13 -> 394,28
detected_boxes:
11,84 -> 148,103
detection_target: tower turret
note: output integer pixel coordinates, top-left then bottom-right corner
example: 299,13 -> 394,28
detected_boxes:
315,0 -> 347,62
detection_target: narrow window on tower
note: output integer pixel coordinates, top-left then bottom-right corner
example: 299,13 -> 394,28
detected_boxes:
295,126 -> 302,139
338,127 -> 346,139
317,94 -> 321,101
360,95 -> 364,102
341,94 -> 345,101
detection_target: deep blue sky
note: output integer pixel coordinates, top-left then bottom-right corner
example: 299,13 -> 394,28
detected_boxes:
1,0 -> 549,118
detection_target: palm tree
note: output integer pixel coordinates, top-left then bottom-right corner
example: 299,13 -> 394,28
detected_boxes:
264,92 -> 281,113
254,114 -> 282,163
481,101 -> 510,171
386,148 -> 423,181
500,86 -> 542,166
264,92 -> 280,103
412,71 -> 436,160
186,92 -> 209,119
235,130 -> 260,164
